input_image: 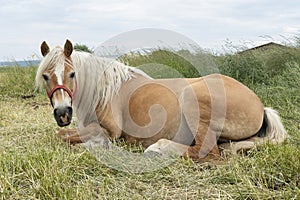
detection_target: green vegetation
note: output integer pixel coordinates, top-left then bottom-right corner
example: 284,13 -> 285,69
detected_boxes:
74,43 -> 93,53
216,46 -> 300,85
121,50 -> 201,78
0,43 -> 299,199
0,66 -> 37,97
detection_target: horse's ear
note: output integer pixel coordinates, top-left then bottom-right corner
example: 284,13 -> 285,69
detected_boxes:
41,41 -> 50,57
64,39 -> 73,57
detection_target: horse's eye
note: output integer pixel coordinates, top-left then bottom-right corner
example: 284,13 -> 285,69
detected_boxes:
42,74 -> 49,81
69,72 -> 75,79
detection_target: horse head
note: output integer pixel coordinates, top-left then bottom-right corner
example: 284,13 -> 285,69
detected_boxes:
39,40 -> 78,127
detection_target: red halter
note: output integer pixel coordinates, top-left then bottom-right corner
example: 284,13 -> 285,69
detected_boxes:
46,80 -> 78,107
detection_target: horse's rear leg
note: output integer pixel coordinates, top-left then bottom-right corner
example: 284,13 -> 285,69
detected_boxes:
144,123 -> 221,162
219,136 -> 270,155
184,134 -> 220,161
144,138 -> 222,163
186,144 -> 220,161
185,122 -> 221,161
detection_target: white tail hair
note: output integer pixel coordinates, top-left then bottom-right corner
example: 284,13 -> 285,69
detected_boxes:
264,107 -> 288,144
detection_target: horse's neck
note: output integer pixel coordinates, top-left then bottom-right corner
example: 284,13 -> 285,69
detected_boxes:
75,68 -> 151,130
92,72 -> 151,136
97,71 -> 151,113
127,71 -> 152,86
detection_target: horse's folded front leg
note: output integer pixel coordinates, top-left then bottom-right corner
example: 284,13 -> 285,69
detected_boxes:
58,123 -> 112,148
62,133 -> 83,144
57,128 -> 83,144
57,128 -> 78,137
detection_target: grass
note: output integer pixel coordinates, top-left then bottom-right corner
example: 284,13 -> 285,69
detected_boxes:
0,44 -> 299,199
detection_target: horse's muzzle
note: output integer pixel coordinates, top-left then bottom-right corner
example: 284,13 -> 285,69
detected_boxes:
53,106 -> 73,127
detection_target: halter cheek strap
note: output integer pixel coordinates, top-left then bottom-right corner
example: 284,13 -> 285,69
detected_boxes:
46,80 -> 78,107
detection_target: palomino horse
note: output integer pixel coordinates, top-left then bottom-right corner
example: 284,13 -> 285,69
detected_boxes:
36,40 -> 287,161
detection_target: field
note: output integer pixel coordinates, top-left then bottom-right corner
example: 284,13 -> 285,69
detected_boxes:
0,46 -> 299,199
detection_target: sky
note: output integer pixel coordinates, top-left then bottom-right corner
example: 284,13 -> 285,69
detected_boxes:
1,0 -> 300,61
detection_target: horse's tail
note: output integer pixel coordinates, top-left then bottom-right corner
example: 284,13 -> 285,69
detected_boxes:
262,107 -> 288,144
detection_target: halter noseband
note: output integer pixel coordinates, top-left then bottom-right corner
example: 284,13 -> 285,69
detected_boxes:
46,80 -> 78,107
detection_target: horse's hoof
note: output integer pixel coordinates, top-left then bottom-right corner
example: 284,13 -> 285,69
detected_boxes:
143,150 -> 163,158
102,139 -> 114,149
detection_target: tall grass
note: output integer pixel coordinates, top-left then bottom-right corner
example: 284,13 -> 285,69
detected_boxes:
120,49 -> 200,78
120,49 -> 218,78
0,43 -> 299,199
0,66 -> 38,98
216,45 -> 300,85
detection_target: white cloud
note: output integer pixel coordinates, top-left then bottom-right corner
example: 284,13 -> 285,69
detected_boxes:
0,0 -> 300,60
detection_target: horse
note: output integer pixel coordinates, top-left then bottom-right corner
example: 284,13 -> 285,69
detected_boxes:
35,40 -> 288,161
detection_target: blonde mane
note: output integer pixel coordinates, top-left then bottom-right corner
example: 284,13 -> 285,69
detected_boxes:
35,46 -> 147,126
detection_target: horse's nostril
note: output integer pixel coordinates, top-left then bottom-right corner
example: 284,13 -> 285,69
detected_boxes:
54,108 -> 58,116
67,106 -> 73,115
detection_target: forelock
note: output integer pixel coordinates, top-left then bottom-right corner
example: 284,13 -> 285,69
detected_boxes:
35,46 -> 65,89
